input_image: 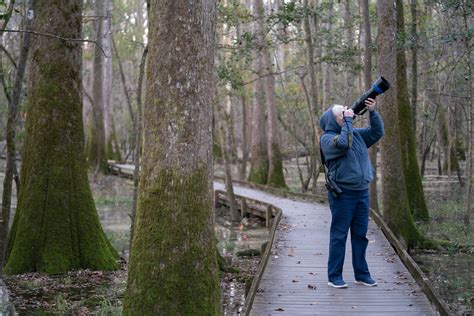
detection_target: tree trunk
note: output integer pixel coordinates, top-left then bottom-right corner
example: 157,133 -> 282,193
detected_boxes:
130,45 -> 148,254
0,0 -> 31,267
343,0 -> 356,105
361,0 -> 379,212
396,0 -> 429,222
303,0 -> 321,194
4,0 -> 118,274
462,9 -> 472,226
321,0 -> 333,107
262,7 -> 286,188
122,1 -> 220,314
87,0 -> 109,175
410,0 -> 418,133
377,0 -> 423,248
218,93 -> 239,220
235,2 -> 249,181
248,0 -> 269,185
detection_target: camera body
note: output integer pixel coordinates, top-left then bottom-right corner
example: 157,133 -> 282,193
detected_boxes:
325,178 -> 342,198
350,77 -> 390,115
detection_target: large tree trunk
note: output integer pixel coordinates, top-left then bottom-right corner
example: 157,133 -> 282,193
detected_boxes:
87,0 -> 109,175
4,0 -> 118,274
377,0 -> 423,248
396,0 -> 429,222
361,0 -> 379,213
122,1 -> 220,314
0,0 -> 31,267
248,0 -> 269,185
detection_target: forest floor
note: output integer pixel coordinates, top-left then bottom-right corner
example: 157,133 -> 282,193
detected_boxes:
1,160 -> 472,314
1,171 -> 265,315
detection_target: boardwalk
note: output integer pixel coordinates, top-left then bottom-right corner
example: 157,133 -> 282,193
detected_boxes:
214,182 -> 437,316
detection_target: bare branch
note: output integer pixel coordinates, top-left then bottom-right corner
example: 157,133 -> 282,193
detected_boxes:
0,29 -> 109,57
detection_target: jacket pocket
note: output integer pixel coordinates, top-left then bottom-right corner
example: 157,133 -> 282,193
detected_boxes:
334,151 -> 361,185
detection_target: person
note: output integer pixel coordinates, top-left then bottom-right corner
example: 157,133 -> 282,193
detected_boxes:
319,98 -> 384,289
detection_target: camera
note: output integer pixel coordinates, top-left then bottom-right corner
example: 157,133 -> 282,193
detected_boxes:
350,77 -> 390,115
325,178 -> 342,198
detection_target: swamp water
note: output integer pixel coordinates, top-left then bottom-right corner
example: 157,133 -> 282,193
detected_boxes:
0,162 -> 269,314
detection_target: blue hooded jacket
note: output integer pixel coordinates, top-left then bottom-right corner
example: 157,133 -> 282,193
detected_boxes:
319,108 -> 384,191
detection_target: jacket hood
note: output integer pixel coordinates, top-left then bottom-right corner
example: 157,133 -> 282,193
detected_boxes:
319,107 -> 341,133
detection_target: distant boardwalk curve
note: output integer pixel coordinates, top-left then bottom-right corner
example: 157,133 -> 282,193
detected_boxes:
214,182 -> 438,316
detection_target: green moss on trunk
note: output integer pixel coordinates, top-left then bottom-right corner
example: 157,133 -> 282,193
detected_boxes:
377,0 -> 425,249
122,0 -> 220,313
267,143 -> 287,188
123,168 -> 220,315
396,0 -> 429,222
248,159 -> 268,185
3,0 -> 117,275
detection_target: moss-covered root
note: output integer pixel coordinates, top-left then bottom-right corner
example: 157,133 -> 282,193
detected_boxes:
122,169 -> 220,315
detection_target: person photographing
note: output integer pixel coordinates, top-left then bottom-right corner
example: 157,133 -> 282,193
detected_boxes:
319,98 -> 384,288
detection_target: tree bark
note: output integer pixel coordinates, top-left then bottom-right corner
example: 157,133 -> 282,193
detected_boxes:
377,0 -> 423,248
262,4 -> 286,188
361,0 -> 379,212
130,45 -> 148,255
248,0 -> 269,185
343,0 -> 356,105
235,1 -> 249,181
87,0 -> 109,175
303,0 -> 321,194
396,0 -> 430,222
218,93 -> 239,220
122,1 -> 220,314
4,0 -> 118,274
0,0 -> 29,267
321,0 -> 333,107
410,0 -> 418,133
462,8 -> 472,226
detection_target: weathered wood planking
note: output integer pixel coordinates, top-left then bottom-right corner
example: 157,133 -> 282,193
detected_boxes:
213,183 -> 439,316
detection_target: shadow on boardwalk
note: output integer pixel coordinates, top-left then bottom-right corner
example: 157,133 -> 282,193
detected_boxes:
214,182 -> 437,316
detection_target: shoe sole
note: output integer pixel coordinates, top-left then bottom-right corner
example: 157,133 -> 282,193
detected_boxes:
328,282 -> 348,288
354,280 -> 378,287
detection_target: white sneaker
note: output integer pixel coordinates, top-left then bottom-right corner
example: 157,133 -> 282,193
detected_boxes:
328,281 -> 348,288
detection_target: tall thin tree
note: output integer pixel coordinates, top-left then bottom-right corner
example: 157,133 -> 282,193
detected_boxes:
87,0 -> 110,174
396,0 -> 429,221
361,0 -> 379,212
248,0 -> 269,185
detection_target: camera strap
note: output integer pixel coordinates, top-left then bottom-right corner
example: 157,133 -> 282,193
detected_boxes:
319,136 -> 331,186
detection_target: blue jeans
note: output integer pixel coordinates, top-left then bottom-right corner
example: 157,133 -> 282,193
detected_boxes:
327,189 -> 371,282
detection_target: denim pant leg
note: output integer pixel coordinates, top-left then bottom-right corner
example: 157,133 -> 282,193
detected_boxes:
350,190 -> 370,280
327,192 -> 355,282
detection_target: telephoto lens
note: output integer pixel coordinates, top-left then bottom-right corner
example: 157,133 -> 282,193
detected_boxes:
350,77 -> 390,115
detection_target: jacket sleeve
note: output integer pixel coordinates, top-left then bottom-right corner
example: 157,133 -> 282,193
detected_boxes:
321,117 -> 353,161
354,110 -> 384,148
